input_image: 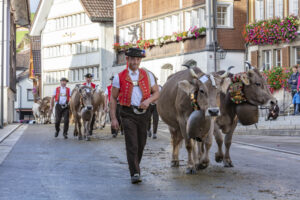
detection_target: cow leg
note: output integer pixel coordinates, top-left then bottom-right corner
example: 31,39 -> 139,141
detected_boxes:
197,132 -> 212,170
214,125 -> 224,163
74,120 -> 79,137
185,138 -> 196,174
170,127 -> 182,168
85,121 -> 91,141
223,119 -> 237,168
78,119 -> 83,140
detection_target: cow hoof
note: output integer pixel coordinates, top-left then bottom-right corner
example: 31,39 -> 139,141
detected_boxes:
185,167 -> 197,175
196,162 -> 209,170
223,160 -> 234,168
170,160 -> 179,168
215,153 -> 223,163
78,136 -> 83,140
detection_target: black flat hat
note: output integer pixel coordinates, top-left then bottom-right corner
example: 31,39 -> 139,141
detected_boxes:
60,77 -> 69,82
125,48 -> 146,58
84,73 -> 93,78
109,76 -> 114,80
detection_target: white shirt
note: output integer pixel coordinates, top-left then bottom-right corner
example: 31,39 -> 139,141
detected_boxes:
85,82 -> 92,87
53,86 -> 72,105
104,87 -> 108,96
112,68 -> 155,106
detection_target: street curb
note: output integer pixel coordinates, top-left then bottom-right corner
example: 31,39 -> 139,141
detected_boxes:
0,124 -> 22,143
235,129 -> 300,136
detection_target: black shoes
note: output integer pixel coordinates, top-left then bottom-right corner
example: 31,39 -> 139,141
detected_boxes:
112,133 -> 117,138
55,132 -> 59,137
63,133 -> 68,139
131,174 -> 142,184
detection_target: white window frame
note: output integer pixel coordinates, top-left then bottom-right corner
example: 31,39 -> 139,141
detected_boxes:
255,0 -> 264,21
274,49 -> 282,67
266,0 -> 274,19
274,0 -> 283,18
216,3 -> 233,28
296,47 -> 300,65
264,50 -> 272,70
289,0 -> 299,16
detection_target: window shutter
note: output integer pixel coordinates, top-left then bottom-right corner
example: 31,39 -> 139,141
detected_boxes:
251,50 -> 259,68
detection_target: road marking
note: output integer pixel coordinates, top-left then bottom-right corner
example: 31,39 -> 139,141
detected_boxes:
0,125 -> 27,165
233,141 -> 300,156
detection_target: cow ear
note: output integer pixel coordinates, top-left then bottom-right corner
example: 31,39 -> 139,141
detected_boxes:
220,77 -> 232,94
241,73 -> 250,85
178,80 -> 196,96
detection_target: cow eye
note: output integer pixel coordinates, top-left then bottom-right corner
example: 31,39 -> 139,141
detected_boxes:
199,89 -> 205,94
255,82 -> 261,87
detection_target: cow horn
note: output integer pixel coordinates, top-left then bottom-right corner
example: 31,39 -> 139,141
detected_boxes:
209,74 -> 216,88
189,69 -> 198,79
245,61 -> 253,70
220,66 -> 235,78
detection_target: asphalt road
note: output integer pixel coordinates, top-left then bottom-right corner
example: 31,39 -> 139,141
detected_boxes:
0,123 -> 299,200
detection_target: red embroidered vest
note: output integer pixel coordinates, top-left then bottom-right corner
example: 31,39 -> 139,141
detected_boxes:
55,87 -> 70,103
107,85 -> 112,102
83,82 -> 96,89
118,68 -> 151,107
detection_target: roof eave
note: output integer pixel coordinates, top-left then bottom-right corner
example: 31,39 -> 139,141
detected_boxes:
90,17 -> 113,23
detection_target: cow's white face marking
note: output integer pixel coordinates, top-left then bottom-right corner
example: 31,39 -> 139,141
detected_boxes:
199,75 -> 209,83
209,74 -> 217,88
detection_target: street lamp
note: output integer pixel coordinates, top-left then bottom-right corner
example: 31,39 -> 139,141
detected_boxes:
217,47 -> 227,60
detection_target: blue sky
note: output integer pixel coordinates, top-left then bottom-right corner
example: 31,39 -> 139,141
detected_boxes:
30,0 -> 40,13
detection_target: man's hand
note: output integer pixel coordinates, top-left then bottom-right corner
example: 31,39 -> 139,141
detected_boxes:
140,99 -> 151,110
111,118 -> 120,130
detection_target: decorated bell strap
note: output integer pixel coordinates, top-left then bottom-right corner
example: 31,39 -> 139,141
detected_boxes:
229,72 -> 247,104
190,91 -> 200,110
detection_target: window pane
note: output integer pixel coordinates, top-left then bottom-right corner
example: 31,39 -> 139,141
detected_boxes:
185,11 -> 191,30
255,0 -> 264,21
296,48 -> 300,64
27,89 -> 34,101
145,22 -> 151,40
158,19 -> 164,37
266,0 -> 274,19
217,6 -> 228,26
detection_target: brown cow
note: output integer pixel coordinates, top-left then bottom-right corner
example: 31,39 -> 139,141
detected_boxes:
157,64 -> 232,174
213,63 -> 276,167
70,85 -> 94,141
92,86 -> 106,130
40,96 -> 52,124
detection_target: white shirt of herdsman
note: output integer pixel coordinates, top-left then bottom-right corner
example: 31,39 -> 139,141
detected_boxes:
53,87 -> 72,105
112,68 -> 155,107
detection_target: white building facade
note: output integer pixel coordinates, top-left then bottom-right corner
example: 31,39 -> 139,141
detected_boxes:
0,0 -> 30,125
30,0 -> 114,97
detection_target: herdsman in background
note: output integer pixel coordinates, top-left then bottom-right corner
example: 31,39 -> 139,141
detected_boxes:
105,76 -> 123,137
83,73 -> 96,89
83,73 -> 96,135
147,85 -> 161,140
50,78 -> 72,139
110,48 -> 159,184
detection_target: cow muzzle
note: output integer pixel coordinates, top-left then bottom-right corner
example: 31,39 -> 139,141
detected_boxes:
86,105 -> 93,111
206,107 -> 220,117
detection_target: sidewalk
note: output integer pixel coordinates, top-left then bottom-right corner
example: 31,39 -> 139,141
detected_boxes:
0,124 -> 22,143
235,115 -> 300,136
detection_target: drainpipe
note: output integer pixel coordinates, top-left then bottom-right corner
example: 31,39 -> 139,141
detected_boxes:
213,0 -> 217,72
0,0 -> 5,129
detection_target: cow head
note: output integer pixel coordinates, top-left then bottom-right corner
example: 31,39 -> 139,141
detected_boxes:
241,68 -> 276,106
79,86 -> 94,111
178,68 -> 233,142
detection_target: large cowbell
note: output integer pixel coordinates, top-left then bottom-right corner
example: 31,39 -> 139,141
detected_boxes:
186,110 -> 211,142
235,103 -> 259,125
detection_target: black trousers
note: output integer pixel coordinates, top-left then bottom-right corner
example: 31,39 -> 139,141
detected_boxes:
147,104 -> 159,134
55,104 -> 69,134
120,106 -> 150,176
110,103 -> 123,135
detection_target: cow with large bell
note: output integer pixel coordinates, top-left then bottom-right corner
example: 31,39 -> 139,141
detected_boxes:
213,62 -> 277,167
157,60 -> 232,174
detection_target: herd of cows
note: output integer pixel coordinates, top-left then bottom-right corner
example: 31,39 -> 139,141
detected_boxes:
32,85 -> 107,138
32,61 -> 276,174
